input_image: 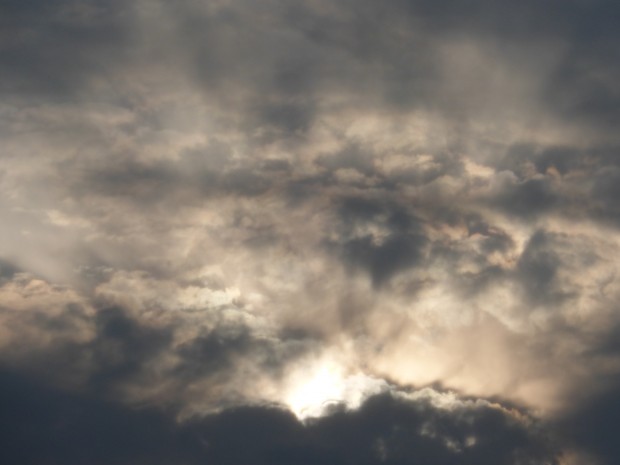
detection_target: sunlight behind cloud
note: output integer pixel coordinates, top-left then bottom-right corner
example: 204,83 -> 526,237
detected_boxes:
284,358 -> 388,420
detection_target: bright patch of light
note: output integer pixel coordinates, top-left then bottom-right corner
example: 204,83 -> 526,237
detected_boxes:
284,359 -> 388,420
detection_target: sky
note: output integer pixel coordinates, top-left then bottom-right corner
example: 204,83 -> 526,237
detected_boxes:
1,0 -> 620,464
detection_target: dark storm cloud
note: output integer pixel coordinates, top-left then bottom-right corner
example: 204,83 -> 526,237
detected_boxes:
193,392 -> 559,465
543,18 -> 620,132
493,178 -> 558,219
59,142 -> 284,211
83,306 -> 308,410
0,368 -> 559,465
144,0 -> 620,139
328,197 -> 428,286
402,0 -> 620,132
0,0 -> 134,99
3,295 -> 310,407
490,141 -> 620,227
2,0 -> 618,127
171,320 -> 309,387
7,266 -> 345,412
85,306 -> 173,393
341,233 -> 427,287
555,316 -> 620,464
516,231 -> 567,306
559,392 -> 620,465
0,302 -> 168,391
0,368 -> 205,465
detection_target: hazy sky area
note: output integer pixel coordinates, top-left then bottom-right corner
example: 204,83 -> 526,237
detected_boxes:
2,1 -> 620,464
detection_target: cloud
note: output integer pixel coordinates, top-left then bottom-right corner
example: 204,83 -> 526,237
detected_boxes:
0,368 -> 559,465
0,0 -> 134,99
2,0 -> 620,463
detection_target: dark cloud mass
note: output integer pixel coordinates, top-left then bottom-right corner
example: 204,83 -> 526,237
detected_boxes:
1,368 -> 557,465
1,0 -> 620,464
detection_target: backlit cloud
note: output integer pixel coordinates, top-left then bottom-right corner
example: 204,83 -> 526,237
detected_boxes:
2,1 -> 620,464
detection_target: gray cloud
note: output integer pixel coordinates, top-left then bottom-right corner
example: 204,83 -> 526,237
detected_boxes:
0,0 -> 134,99
2,0 -> 620,463
0,368 -> 559,465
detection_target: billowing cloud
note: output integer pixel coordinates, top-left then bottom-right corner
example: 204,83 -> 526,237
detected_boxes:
2,0 -> 620,464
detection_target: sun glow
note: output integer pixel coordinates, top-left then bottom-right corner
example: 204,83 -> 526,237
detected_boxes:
284,359 -> 389,420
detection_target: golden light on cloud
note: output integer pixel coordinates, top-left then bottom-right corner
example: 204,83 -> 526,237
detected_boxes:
284,357 -> 388,420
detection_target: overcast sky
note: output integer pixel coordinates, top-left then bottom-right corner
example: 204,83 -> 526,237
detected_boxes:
2,1 -> 620,464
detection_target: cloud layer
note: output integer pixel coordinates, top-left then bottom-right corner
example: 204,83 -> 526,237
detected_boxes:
2,0 -> 620,464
